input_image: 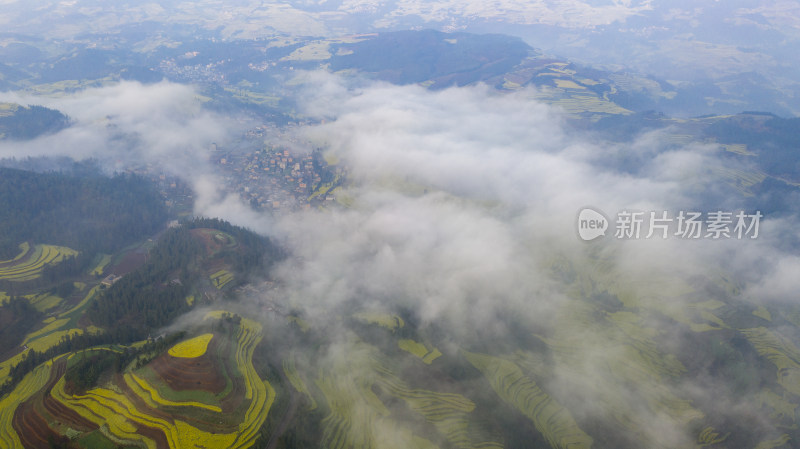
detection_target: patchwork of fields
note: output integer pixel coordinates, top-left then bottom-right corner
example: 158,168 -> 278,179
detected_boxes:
2,312 -> 276,449
0,243 -> 78,282
2,240 -> 799,449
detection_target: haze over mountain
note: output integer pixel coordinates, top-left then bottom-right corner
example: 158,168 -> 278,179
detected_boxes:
1,0 -> 797,115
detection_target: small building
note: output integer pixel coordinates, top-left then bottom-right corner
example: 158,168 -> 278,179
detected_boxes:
101,274 -> 122,287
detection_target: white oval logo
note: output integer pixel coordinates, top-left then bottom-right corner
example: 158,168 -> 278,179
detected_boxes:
577,207 -> 608,241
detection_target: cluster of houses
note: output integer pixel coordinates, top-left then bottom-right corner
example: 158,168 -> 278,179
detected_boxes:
120,125 -> 340,215
213,140 -> 332,212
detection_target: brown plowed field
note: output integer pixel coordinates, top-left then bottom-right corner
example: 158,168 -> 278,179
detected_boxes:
14,359 -> 95,448
42,393 -> 95,432
109,250 -> 146,276
134,422 -> 171,449
150,336 -> 227,394
190,228 -> 235,255
217,359 -> 245,414
12,399 -> 55,449
114,373 -> 172,448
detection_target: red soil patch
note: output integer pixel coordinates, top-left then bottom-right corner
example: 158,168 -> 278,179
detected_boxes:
132,421 -> 171,449
29,367 -> 172,449
41,360 -> 96,432
191,228 -> 224,254
216,354 -> 246,414
120,370 -> 235,435
109,250 -> 146,276
149,335 -> 227,394
12,359 -> 94,448
12,399 -> 56,449
42,394 -> 96,432
116,374 -> 187,447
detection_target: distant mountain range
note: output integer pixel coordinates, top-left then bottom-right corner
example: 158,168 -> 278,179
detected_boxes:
0,28 -> 795,119
1,0 -> 797,116
2,29 -> 798,214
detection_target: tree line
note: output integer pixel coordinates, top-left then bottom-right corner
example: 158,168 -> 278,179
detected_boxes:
0,104 -> 69,140
0,167 -> 168,259
64,331 -> 186,393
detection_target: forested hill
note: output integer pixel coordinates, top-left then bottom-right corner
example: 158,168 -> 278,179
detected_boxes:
0,167 -> 168,258
88,217 -> 284,333
1,217 -> 283,396
0,103 -> 69,140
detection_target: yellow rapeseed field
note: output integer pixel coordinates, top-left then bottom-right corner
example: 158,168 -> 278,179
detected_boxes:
397,339 -> 443,364
168,333 -> 214,358
45,312 -> 276,448
0,244 -> 78,282
353,312 -> 404,331
0,359 -> 54,448
210,270 -> 234,289
463,351 -> 594,449
125,373 -> 222,413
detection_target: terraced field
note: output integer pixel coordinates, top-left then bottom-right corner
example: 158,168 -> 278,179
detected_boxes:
712,166 -> 767,196
755,434 -> 792,449
0,318 -> 86,385
527,306 -> 708,447
3,312 -> 275,449
0,244 -> 79,282
0,242 -> 30,264
283,353 -> 317,410
463,351 -> 592,449
210,269 -> 234,289
552,95 -> 631,117
742,327 -> 800,396
142,349 -> 227,404
13,357 -> 96,449
230,317 -> 276,448
397,339 -> 442,364
314,339 -> 500,449
374,366 -> 501,449
25,293 -> 63,312
90,254 -> 112,276
353,312 -> 405,331
59,286 -> 100,319
0,359 -> 55,448
125,373 -> 222,413
315,353 -> 411,449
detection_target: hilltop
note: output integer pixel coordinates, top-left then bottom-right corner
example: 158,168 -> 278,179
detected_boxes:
0,103 -> 69,140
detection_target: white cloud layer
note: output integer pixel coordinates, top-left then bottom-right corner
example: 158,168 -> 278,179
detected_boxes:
0,81 -> 272,229
2,76 -> 797,445
266,74 -> 797,446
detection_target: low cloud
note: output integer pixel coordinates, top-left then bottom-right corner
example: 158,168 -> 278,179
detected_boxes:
0,80 -> 269,229
1,81 -> 226,170
265,73 -> 796,446
276,74 -> 758,319
2,74 -> 795,445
